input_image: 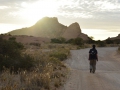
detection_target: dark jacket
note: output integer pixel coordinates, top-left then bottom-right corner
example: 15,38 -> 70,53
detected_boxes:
89,48 -> 98,60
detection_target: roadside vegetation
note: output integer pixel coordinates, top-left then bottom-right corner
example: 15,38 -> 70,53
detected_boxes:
0,34 -> 119,90
51,37 -> 107,47
51,37 -> 84,47
0,37 -> 70,90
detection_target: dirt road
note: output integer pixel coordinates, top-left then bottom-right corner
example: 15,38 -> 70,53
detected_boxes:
62,47 -> 120,90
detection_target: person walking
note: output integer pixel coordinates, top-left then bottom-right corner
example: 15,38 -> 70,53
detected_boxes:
89,45 -> 98,73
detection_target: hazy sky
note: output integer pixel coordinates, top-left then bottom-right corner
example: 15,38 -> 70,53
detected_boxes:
0,0 -> 120,40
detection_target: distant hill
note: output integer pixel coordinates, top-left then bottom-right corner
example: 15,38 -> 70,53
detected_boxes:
108,34 -> 120,40
8,17 -> 89,40
105,34 -> 120,44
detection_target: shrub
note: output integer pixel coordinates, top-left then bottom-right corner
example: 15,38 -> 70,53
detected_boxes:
105,39 -> 114,44
49,57 -> 62,66
66,39 -> 74,44
50,52 -> 67,61
0,37 -> 24,58
96,40 -> 106,47
73,37 -> 84,46
86,38 -> 95,44
105,39 -> 120,44
9,37 -> 16,41
51,37 -> 66,44
30,42 -> 41,47
66,38 -> 84,46
49,48 -> 69,61
0,38 -> 35,72
0,45 -> 69,90
114,39 -> 120,44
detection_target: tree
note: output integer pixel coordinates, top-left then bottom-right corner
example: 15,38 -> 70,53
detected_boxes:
105,39 -> 114,44
87,36 -> 95,44
73,37 -> 84,46
89,36 -> 94,40
96,40 -> 106,47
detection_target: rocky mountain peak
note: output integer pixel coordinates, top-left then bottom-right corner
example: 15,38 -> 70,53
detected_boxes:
115,33 -> 120,39
68,22 -> 81,33
8,17 -> 89,40
70,22 -> 79,26
108,33 -> 120,40
62,22 -> 82,40
35,17 -> 59,25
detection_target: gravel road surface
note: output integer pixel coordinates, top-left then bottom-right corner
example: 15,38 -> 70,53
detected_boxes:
62,47 -> 120,90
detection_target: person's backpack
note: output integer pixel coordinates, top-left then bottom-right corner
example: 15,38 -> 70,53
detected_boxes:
90,49 -> 97,59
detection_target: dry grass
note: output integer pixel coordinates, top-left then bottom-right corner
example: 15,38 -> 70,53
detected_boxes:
40,43 -> 79,50
0,43 -> 70,90
106,44 -> 119,47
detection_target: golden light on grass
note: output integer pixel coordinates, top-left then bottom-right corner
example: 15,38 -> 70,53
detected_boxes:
0,44 -> 70,90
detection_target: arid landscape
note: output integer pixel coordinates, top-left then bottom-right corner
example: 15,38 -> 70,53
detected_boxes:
0,0 -> 120,89
0,17 -> 120,90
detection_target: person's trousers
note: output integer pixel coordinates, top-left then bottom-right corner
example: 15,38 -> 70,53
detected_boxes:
90,60 -> 96,72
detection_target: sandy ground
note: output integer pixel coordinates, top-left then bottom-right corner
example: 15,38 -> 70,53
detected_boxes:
62,47 -> 120,90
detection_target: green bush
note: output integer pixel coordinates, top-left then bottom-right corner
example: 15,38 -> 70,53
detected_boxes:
86,38 -> 95,44
0,38 -> 35,71
72,38 -> 84,46
66,38 -> 84,46
114,39 -> 120,44
66,39 -> 74,44
51,37 -> 66,44
105,39 -> 120,44
50,52 -> 67,61
105,39 -> 114,44
96,40 -> 106,47
49,48 -> 69,61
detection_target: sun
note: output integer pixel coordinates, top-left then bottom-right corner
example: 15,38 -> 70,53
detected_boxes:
19,1 -> 58,23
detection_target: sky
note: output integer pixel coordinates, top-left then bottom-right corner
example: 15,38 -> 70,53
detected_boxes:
0,0 -> 120,40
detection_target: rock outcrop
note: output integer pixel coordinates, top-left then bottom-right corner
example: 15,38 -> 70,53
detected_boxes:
9,17 -> 67,38
8,17 -> 89,40
62,22 -> 81,39
108,34 -> 120,40
62,22 -> 88,40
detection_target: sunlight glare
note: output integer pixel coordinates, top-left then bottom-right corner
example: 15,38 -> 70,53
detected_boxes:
20,1 -> 58,22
